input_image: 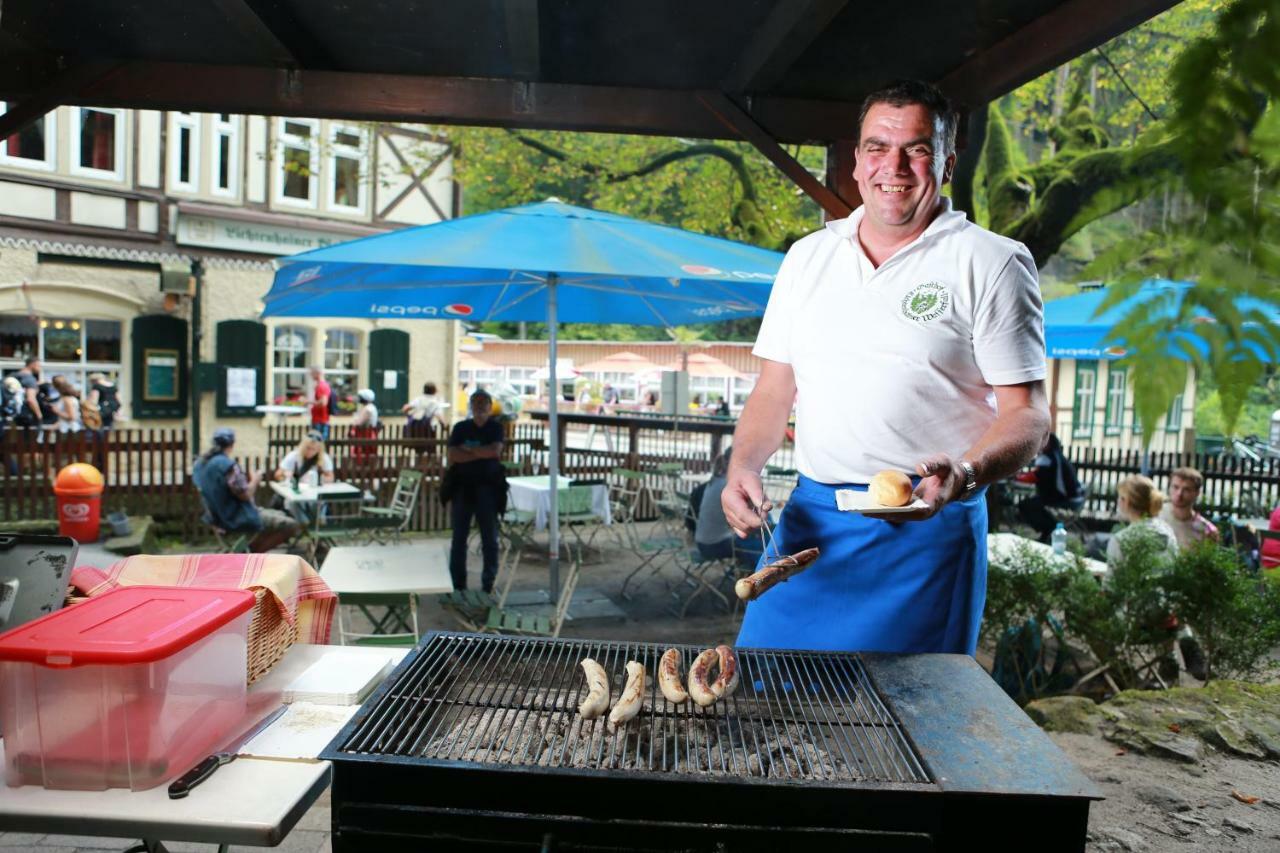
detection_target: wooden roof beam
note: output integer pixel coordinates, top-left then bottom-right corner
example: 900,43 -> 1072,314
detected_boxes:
0,61 -> 122,143
937,0 -> 1180,107
697,90 -> 854,220
40,60 -> 860,143
722,0 -> 849,94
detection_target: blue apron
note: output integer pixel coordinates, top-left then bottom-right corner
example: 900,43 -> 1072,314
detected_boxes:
736,476 -> 987,655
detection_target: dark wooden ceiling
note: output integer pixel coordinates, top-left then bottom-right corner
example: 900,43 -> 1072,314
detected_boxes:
0,0 -> 1178,144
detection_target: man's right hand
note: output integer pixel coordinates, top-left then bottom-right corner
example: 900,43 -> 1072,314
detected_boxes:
722,465 -> 772,538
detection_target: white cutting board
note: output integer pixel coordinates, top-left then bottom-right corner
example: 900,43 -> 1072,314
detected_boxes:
240,702 -> 361,760
281,652 -> 394,705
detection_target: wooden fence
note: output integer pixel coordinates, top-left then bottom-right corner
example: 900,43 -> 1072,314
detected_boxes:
0,428 -> 193,534
1065,446 -> 1280,518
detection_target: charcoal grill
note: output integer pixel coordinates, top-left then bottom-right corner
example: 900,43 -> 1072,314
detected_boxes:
323,632 -> 1099,852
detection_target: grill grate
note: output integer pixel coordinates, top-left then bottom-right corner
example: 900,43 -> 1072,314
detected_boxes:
338,633 -> 932,785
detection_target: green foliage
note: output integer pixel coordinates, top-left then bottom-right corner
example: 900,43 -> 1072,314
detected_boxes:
1193,369 -> 1279,437
1082,0 -> 1280,443
1164,541 -> 1280,681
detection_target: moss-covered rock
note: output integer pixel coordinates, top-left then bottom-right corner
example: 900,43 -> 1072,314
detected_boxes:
1025,695 -> 1103,734
1100,681 -> 1280,762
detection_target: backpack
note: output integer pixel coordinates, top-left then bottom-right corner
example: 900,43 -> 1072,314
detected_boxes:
36,383 -> 59,425
328,388 -> 340,416
0,384 -> 20,422
95,384 -> 120,423
81,398 -> 103,430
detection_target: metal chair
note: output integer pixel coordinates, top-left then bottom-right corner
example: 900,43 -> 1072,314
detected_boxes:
359,469 -> 423,544
481,557 -> 580,638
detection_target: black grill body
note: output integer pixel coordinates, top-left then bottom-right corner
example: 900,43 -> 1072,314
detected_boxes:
322,633 -> 1099,852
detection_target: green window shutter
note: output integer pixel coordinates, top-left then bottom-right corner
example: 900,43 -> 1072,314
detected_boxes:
215,319 -> 267,417
368,328 -> 409,414
1072,361 -> 1097,439
130,314 -> 188,419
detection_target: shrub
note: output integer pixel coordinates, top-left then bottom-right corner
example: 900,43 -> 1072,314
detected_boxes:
1163,541 -> 1280,682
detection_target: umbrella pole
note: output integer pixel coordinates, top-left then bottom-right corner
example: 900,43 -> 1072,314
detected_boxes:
547,273 -> 561,594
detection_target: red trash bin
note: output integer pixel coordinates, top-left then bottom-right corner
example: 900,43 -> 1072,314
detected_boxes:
54,463 -> 104,543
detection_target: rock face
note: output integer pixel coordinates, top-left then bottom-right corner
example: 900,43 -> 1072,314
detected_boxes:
1025,681 -> 1280,762
1024,695 -> 1103,734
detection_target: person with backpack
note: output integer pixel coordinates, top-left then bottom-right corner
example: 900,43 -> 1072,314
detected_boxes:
87,372 -> 122,432
13,357 -> 42,429
308,365 -> 332,440
51,375 -> 82,434
1017,432 -> 1084,543
0,375 -> 23,474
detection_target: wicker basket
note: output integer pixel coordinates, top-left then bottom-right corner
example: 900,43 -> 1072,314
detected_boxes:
64,585 -> 297,686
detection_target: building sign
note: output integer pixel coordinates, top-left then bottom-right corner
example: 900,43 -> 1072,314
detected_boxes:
176,213 -> 350,256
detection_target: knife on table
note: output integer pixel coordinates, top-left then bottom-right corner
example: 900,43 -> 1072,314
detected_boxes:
167,704 -> 289,799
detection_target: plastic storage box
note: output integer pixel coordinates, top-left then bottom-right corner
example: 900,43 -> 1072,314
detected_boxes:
0,585 -> 256,791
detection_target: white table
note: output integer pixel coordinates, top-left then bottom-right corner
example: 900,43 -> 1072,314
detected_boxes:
321,540 -> 453,644
254,404 -> 309,426
0,643 -> 406,851
268,480 -> 362,505
988,532 -> 1109,579
506,475 -> 611,531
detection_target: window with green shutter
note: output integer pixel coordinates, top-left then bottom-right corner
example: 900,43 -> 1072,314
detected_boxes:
1072,361 -> 1097,439
130,315 -> 188,419
367,328 -> 408,414
215,319 -> 266,417
1104,365 -> 1127,436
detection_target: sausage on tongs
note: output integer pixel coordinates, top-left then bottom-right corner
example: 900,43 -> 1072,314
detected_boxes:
734,547 -> 821,602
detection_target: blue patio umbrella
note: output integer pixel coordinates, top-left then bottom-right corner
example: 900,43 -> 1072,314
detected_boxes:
1045,279 -> 1280,361
263,200 -> 784,591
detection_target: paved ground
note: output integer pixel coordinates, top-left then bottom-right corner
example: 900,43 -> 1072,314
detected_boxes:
2,522 -> 740,852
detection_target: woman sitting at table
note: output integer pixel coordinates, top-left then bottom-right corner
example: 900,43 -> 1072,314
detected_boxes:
1106,475 -> 1178,566
274,431 -> 335,488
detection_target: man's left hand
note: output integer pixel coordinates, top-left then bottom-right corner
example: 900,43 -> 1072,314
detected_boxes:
862,453 -> 967,522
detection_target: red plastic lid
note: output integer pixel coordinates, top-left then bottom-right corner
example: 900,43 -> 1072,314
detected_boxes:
0,585 -> 255,667
53,463 -> 104,497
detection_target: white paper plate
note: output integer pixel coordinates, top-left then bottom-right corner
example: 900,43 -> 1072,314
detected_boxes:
835,489 -> 928,514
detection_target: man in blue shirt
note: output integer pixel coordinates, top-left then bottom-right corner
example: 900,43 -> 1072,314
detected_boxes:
447,390 -> 505,592
193,427 -> 299,552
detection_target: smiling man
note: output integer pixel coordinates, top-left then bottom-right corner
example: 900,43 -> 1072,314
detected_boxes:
722,80 -> 1050,655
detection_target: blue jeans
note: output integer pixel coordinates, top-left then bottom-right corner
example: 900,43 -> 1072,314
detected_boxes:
310,422 -> 330,440
450,486 -> 500,592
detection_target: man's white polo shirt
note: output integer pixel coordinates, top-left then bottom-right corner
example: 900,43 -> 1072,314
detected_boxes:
753,199 -> 1045,485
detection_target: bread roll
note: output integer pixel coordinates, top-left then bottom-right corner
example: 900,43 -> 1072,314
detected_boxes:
869,470 -> 912,507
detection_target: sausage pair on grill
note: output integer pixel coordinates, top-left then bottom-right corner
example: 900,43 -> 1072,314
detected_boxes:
577,658 -> 645,728
660,646 -> 739,707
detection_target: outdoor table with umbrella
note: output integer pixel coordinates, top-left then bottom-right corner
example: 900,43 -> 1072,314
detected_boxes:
262,200 -> 782,592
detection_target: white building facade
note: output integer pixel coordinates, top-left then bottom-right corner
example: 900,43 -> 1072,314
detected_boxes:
0,106 -> 460,454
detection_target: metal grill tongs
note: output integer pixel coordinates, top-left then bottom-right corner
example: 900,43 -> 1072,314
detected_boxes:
753,499 -> 781,564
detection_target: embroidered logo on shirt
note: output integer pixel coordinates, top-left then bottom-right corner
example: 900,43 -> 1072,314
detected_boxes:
901,282 -> 951,323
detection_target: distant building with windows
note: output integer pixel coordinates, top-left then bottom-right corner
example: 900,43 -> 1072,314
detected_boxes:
1048,358 -> 1195,454
0,105 -> 459,453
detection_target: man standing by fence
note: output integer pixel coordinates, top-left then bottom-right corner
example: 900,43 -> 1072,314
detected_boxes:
309,366 -> 332,440
1160,467 -> 1218,550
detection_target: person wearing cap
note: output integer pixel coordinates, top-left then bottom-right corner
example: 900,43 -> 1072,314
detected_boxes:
194,427 -> 300,552
721,80 -> 1048,656
351,388 -> 379,461
446,389 -> 505,593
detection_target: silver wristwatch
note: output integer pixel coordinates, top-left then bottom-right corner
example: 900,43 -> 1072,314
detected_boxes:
959,460 -> 977,494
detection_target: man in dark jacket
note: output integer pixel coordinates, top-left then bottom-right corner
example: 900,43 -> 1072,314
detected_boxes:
1017,432 -> 1084,542
447,389 -> 505,592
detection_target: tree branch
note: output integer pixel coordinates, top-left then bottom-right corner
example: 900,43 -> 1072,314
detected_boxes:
1093,47 -> 1161,123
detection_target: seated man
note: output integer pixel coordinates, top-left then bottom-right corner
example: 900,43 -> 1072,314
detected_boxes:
194,427 -> 300,553
1158,466 -> 1218,550
1017,433 -> 1084,543
694,449 -> 735,561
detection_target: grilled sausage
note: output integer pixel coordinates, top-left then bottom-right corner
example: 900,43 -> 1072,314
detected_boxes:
608,661 -> 646,727
578,658 -> 610,720
658,648 -> 689,704
711,645 -> 740,699
734,547 -> 821,602
688,648 -> 719,707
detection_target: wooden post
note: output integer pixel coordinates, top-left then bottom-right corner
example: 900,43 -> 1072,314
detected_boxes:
824,139 -> 861,222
